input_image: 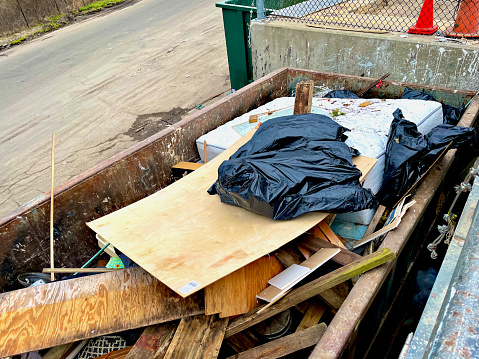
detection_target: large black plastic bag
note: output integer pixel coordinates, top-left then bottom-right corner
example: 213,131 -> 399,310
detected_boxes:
401,87 -> 465,125
324,90 -> 360,99
208,114 -> 377,220
378,109 -> 478,207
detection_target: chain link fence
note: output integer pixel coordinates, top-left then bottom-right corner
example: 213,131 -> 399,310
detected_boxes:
251,0 -> 478,37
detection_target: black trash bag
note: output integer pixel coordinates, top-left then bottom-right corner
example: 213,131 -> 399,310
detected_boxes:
208,114 -> 377,220
377,109 -> 478,207
401,86 -> 465,125
323,90 -> 360,99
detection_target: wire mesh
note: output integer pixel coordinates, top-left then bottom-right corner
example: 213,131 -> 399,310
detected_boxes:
253,0 -> 479,36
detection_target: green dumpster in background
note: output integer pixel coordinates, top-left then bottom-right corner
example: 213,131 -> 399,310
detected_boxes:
216,0 -> 304,90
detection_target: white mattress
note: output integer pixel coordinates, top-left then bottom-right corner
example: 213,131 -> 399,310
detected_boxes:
197,97 -> 443,224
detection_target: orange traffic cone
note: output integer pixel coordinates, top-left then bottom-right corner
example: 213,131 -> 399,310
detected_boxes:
446,0 -> 479,38
408,0 -> 439,35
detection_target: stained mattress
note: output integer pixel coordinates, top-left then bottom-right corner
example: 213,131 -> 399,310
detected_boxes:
196,97 -> 443,225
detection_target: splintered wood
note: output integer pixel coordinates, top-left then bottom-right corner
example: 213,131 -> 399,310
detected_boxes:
87,129 -> 377,298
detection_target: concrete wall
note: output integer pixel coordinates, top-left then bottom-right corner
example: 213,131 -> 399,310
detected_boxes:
251,21 -> 479,91
0,0 -> 87,36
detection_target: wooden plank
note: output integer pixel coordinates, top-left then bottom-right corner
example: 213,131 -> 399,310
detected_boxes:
87,128 -> 377,298
94,347 -> 133,359
43,342 -> 78,359
225,323 -> 328,359
225,330 -> 260,354
300,235 -> 362,266
225,247 -> 395,337
293,80 -> 314,115
164,315 -> 228,359
273,243 -> 347,311
274,244 -> 305,268
43,268 -> 117,273
204,256 -> 283,317
318,222 -> 346,248
309,150 -> 456,359
0,267 -> 203,357
257,248 -> 340,303
124,322 -> 177,359
296,300 -> 327,332
362,205 -> 387,239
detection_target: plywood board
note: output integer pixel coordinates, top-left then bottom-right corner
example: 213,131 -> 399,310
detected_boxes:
204,256 -> 283,317
88,129 -> 376,297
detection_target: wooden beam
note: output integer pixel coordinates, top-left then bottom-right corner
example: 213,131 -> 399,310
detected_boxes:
299,235 -> 362,266
317,222 -> 346,248
296,300 -> 327,332
226,323 -> 328,359
43,268 -> 117,273
293,80 -> 314,115
309,150 -> 456,359
273,244 -> 347,311
225,248 -> 395,337
164,315 -> 229,359
124,322 -> 177,359
225,330 -> 260,354
94,347 -> 132,359
0,267 -> 203,357
43,342 -> 78,359
363,205 -> 387,239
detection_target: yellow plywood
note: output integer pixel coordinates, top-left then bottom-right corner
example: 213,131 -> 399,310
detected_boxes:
88,129 -> 376,297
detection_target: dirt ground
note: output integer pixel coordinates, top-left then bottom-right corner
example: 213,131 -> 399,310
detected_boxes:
0,0 -> 230,216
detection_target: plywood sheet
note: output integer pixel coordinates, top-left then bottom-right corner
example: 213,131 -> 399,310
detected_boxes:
88,129 -> 376,297
204,256 -> 283,318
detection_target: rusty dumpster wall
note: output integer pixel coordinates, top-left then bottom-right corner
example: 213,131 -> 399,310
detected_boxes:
0,68 -> 288,292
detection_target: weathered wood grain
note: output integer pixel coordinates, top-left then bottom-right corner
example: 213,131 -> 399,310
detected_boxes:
226,323 -> 327,359
296,300 -> 326,332
43,342 -> 78,359
225,248 -> 395,337
94,347 -> 132,359
0,267 -> 203,357
164,315 -> 228,359
293,80 -> 314,115
124,322 -> 177,359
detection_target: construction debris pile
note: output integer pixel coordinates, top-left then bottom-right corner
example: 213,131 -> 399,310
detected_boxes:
1,78 -> 477,359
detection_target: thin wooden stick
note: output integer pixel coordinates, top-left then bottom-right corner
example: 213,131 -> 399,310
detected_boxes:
43,268 -> 118,274
203,140 -> 207,164
50,134 -> 55,282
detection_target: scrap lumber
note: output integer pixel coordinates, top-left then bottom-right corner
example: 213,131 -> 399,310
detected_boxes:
87,127 -> 377,298
296,300 -> 327,332
317,222 -> 346,248
42,268 -> 117,273
356,73 -> 390,97
225,247 -> 395,338
163,315 -> 228,359
43,342 -> 78,359
293,80 -> 314,114
0,267 -> 203,357
257,248 -> 340,304
362,205 -> 387,239
300,235 -> 362,266
225,330 -> 260,354
226,323 -> 328,359
309,150 -> 456,359
94,347 -> 132,359
124,322 -> 177,359
204,256 -> 283,317
273,244 -> 347,310
275,243 -> 305,268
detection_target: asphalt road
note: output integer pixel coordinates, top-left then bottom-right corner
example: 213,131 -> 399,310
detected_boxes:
0,0 -> 230,215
